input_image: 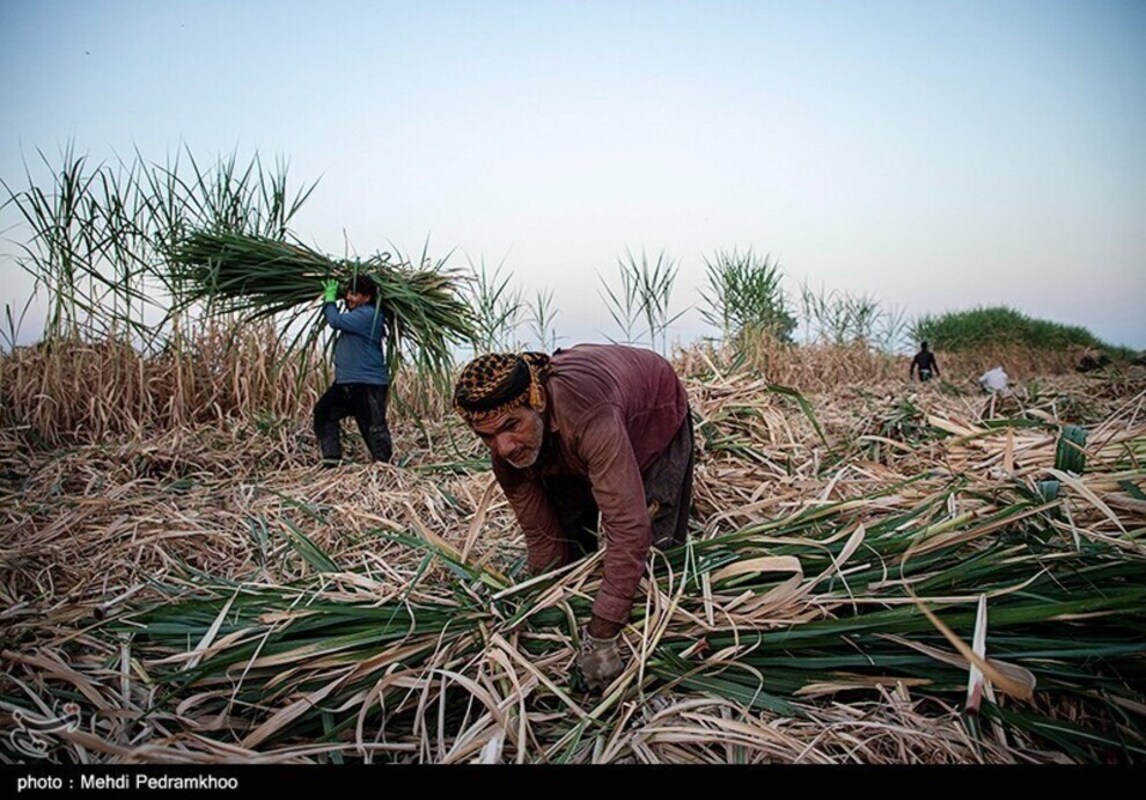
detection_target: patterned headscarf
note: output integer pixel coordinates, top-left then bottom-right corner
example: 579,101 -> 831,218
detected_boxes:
453,352 -> 552,425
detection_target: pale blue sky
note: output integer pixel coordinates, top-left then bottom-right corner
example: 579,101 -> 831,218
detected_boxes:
2,0 -> 1144,349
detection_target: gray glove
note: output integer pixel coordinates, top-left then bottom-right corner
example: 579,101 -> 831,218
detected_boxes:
577,627 -> 624,691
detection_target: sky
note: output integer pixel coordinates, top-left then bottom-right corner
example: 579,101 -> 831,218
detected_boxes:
1,0 -> 1144,351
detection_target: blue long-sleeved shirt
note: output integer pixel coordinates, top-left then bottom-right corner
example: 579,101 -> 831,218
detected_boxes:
322,302 -> 388,385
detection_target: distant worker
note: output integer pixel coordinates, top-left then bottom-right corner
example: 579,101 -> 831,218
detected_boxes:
313,275 -> 394,467
979,365 -> 1009,394
453,344 -> 695,692
910,341 -> 941,383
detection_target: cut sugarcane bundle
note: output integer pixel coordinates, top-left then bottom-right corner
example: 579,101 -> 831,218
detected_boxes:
164,229 -> 476,377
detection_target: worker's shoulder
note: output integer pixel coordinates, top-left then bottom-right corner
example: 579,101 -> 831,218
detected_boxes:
350,303 -> 385,320
553,342 -> 671,367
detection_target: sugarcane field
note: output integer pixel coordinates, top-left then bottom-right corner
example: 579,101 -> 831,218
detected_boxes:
1,153 -> 1144,768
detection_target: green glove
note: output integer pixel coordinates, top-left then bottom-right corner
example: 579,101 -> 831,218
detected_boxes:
321,278 -> 340,303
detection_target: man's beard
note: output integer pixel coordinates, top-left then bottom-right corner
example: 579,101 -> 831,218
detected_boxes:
505,412 -> 545,469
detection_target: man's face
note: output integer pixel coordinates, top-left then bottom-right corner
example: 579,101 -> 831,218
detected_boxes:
470,405 -> 545,468
344,290 -> 371,310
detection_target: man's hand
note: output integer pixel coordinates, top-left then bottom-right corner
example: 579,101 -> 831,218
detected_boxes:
577,625 -> 624,692
322,278 -> 340,303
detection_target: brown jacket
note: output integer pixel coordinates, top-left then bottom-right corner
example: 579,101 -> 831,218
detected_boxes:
491,344 -> 689,624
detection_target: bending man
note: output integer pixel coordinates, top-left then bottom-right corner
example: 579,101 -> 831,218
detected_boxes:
453,344 -> 695,690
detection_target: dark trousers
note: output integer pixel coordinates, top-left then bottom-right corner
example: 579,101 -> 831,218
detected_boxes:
548,411 -> 695,558
313,383 -> 393,464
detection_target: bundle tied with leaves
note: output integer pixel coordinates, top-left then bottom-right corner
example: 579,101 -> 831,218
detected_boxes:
164,230 -> 476,378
